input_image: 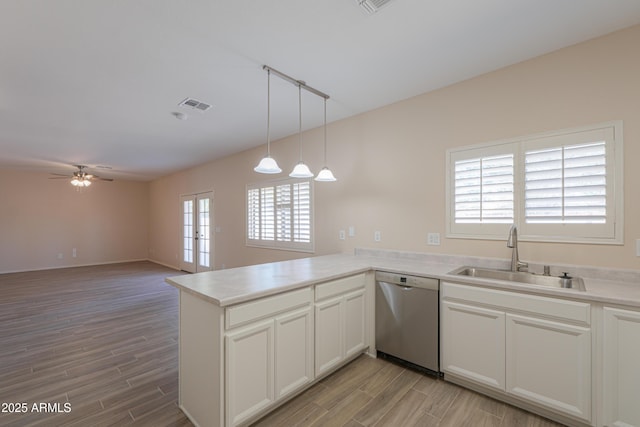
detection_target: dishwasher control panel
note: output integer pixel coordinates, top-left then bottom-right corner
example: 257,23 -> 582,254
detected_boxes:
375,271 -> 439,290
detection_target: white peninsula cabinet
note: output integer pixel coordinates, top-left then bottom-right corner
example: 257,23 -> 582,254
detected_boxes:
315,273 -> 368,376
225,287 -> 314,426
176,272 -> 372,427
441,282 -> 592,426
602,306 -> 640,427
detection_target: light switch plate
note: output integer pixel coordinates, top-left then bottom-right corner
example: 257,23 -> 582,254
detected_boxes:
636,239 -> 640,257
348,226 -> 355,237
427,233 -> 441,246
339,230 -> 346,240
374,231 -> 381,242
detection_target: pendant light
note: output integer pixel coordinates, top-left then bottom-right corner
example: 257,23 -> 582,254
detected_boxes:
254,69 -> 282,174
289,84 -> 314,178
315,98 -> 337,182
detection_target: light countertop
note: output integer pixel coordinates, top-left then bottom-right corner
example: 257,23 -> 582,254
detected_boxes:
165,251 -> 640,309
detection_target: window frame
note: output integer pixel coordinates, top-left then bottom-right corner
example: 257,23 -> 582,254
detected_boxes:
446,121 -> 624,244
246,177 -> 315,253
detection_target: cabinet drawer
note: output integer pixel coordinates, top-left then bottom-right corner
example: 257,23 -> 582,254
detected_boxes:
442,282 -> 590,325
226,287 -> 312,330
315,274 -> 365,301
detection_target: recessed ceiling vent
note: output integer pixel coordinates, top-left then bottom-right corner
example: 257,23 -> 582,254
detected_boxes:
178,98 -> 212,112
355,0 -> 395,14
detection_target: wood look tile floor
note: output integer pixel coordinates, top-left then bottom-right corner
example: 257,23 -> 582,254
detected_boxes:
0,262 -> 566,427
252,355 -> 566,427
0,262 -> 191,427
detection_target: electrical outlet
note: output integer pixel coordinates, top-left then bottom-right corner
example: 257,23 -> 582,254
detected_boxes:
427,233 -> 441,246
636,239 -> 640,257
72,248 -> 77,258
339,230 -> 346,240
374,231 -> 381,242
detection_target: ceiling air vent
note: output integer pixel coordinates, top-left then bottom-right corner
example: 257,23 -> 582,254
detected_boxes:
355,0 -> 395,14
178,98 -> 212,112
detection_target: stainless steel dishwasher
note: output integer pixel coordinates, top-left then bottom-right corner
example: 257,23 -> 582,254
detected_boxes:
375,271 -> 440,375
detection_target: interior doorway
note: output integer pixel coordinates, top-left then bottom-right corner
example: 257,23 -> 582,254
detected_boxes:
180,191 -> 213,273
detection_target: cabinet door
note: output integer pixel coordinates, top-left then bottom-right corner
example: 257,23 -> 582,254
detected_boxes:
506,314 -> 591,422
603,307 -> 640,427
441,301 -> 506,391
225,320 -> 274,427
275,307 -> 314,399
315,297 -> 344,376
344,289 -> 367,358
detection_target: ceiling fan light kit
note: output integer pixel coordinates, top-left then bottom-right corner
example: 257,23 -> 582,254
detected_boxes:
255,65 -> 336,182
71,177 -> 92,187
49,165 -> 114,188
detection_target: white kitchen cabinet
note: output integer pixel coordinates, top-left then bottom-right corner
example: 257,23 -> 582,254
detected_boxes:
344,289 -> 367,358
441,300 -> 505,391
602,306 -> 640,427
441,281 -> 592,425
315,297 -> 344,375
506,314 -> 591,421
225,306 -> 314,426
275,307 -> 314,400
315,274 -> 367,377
225,319 -> 275,426
224,287 -> 313,427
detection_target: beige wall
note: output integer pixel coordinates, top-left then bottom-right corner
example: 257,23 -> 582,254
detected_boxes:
0,170 -> 149,273
7,27 -> 636,275
148,24 -> 638,271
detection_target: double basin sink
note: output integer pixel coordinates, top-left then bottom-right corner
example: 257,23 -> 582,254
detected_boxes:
449,266 -> 586,292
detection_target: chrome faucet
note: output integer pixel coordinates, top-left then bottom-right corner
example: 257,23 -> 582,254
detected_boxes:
507,225 -> 528,272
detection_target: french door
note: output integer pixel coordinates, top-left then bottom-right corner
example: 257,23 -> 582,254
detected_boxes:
180,191 -> 213,273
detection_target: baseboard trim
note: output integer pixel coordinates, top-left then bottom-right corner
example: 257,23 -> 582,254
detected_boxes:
0,258 -> 168,275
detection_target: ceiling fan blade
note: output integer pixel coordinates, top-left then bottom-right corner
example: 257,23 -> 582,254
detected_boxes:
95,177 -> 114,182
50,173 -> 71,177
49,176 -> 71,179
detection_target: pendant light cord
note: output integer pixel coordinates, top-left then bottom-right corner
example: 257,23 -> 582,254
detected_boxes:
266,70 -> 271,156
323,98 -> 327,165
298,84 -> 303,161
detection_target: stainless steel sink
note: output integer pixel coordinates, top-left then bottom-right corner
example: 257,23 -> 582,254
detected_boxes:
449,266 -> 586,291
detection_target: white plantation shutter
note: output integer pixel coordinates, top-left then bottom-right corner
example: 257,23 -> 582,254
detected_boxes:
520,125 -> 619,242
292,181 -> 311,243
454,154 -> 514,224
276,184 -> 292,241
247,178 -> 313,251
247,188 -> 260,240
260,187 -> 275,240
525,142 -> 606,224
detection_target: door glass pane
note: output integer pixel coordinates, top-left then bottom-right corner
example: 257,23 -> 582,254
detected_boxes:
183,200 -> 193,263
198,198 -> 210,268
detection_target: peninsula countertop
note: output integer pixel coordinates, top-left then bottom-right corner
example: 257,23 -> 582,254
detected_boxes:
165,251 -> 640,309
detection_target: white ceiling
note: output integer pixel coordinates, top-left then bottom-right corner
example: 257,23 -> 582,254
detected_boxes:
2,0 -> 640,181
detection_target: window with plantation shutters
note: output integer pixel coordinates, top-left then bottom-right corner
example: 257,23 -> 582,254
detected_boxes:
247,178 -> 314,252
447,121 -> 623,243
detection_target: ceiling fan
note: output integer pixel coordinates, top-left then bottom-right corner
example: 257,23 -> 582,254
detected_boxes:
49,165 -> 114,187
